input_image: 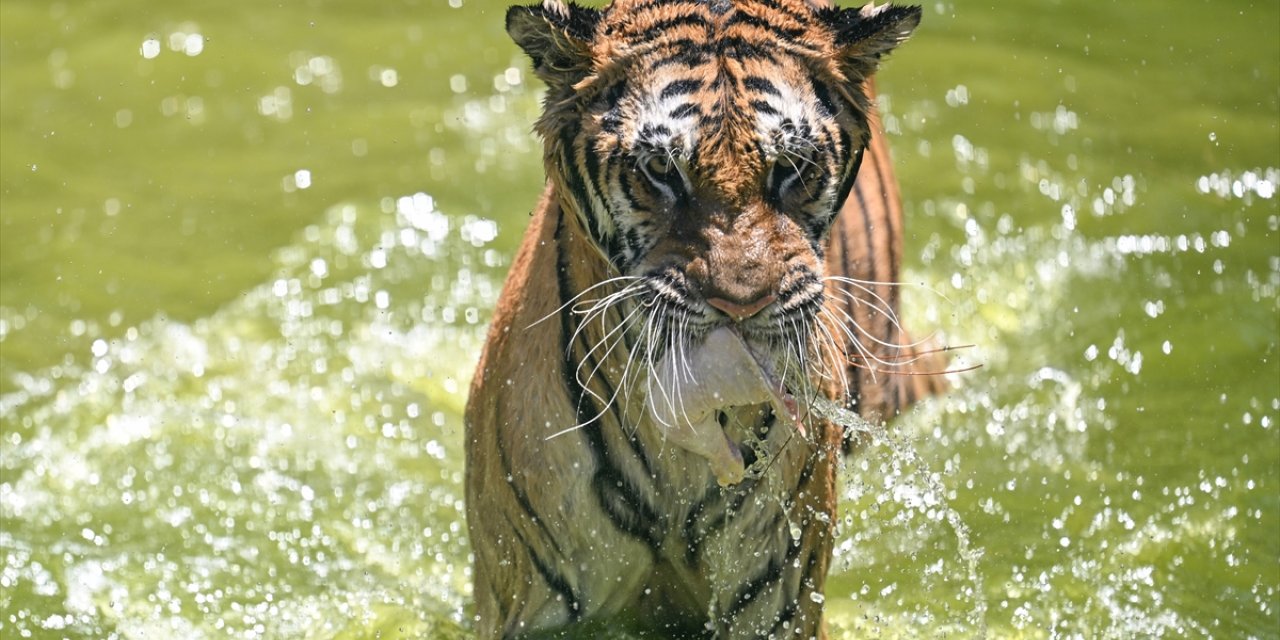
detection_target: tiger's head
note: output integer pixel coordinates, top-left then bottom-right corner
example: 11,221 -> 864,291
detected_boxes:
509,0 -> 920,401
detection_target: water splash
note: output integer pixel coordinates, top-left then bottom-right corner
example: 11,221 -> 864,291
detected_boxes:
814,396 -> 989,636
0,196 -> 498,639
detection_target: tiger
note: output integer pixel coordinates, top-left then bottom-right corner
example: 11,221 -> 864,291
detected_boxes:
464,1 -> 937,637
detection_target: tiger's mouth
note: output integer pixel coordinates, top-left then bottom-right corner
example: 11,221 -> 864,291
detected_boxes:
644,326 -> 808,486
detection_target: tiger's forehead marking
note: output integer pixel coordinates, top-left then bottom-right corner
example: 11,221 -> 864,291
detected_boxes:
592,0 -> 840,73
592,0 -> 849,199
620,61 -> 825,160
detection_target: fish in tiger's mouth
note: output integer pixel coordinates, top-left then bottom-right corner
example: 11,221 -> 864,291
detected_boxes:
644,326 -> 811,486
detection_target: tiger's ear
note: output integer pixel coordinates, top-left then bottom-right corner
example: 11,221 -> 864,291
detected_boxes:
506,1 -> 601,92
821,3 -> 921,80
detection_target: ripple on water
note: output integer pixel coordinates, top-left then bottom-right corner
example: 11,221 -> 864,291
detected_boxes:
824,92 -> 1278,636
0,195 -> 499,638
4,33 -> 1278,638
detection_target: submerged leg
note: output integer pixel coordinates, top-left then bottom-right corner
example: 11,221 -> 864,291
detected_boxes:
701,444 -> 839,639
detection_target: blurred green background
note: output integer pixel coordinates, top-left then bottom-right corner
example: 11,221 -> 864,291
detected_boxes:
1,1 -> 1277,637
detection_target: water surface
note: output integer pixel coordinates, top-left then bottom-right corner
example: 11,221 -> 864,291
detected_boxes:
2,1 -> 1277,638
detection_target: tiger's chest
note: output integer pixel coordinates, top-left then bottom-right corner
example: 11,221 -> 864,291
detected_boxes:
572,399 -> 816,557
545,400 -> 827,624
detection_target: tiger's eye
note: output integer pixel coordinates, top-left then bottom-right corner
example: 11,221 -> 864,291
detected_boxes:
646,154 -> 674,176
772,147 -> 824,197
801,160 -> 822,183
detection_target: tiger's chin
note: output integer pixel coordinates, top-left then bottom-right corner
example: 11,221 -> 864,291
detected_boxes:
643,325 -> 810,486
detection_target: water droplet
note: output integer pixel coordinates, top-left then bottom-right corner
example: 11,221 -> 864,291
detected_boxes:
379,67 -> 398,88
182,33 -> 204,57
140,38 -> 161,59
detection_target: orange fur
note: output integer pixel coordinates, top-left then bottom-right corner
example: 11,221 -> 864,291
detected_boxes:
467,2 -> 928,637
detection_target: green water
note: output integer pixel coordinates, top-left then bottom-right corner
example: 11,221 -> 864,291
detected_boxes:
1,1 -> 1276,638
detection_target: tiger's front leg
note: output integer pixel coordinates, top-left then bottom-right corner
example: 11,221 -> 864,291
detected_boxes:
468,495 -> 656,639
697,439 -> 839,640
466,373 -> 660,638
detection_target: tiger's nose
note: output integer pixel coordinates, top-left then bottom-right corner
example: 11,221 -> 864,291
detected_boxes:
707,294 -> 776,322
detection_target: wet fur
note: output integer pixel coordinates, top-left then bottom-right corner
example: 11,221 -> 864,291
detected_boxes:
466,1 -> 934,637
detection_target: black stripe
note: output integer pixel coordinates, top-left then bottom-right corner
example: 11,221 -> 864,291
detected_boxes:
659,78 -> 703,100
578,130 -> 624,263
574,304 -> 658,479
601,110 -> 623,134
574,135 -> 623,265
682,484 -> 726,566
649,40 -> 710,69
724,526 -> 806,618
580,130 -> 603,202
697,110 -> 725,128
600,77 -> 629,106
766,543 -> 825,634
495,430 -> 565,556
832,128 -> 861,207
557,124 -> 612,253
724,11 -> 807,41
742,75 -> 781,97
505,513 -> 582,621
727,450 -> 824,619
749,99 -> 780,116
638,122 -> 672,140
622,227 -> 644,266
777,272 -> 821,310
562,345 -> 656,529
715,36 -> 780,63
811,78 -> 838,119
554,208 -> 664,553
753,0 -> 814,25
668,102 -> 701,120
598,79 -> 629,134
616,173 -> 644,268
764,551 -> 822,636
815,124 -> 840,162
592,472 -> 663,548
687,479 -> 757,564
639,12 -> 709,40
